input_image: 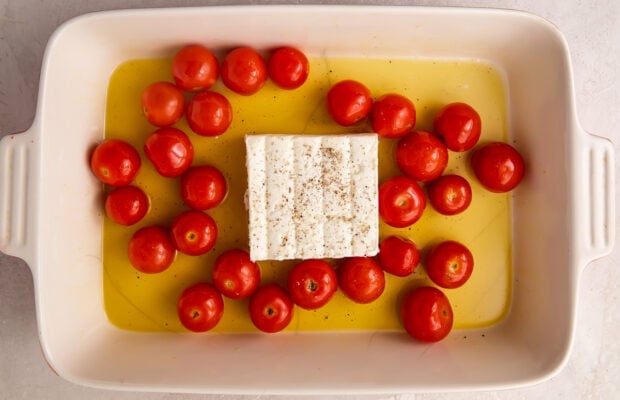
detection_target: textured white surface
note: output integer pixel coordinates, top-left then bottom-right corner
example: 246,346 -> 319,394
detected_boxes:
0,0 -> 618,399
246,134 -> 378,260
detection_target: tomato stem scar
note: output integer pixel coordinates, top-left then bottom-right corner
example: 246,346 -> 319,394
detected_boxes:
308,280 -> 319,292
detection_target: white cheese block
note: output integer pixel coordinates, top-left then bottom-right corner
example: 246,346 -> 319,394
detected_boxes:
245,134 -> 378,261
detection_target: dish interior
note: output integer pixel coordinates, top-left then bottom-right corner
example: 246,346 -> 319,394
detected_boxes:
103,56 -> 511,333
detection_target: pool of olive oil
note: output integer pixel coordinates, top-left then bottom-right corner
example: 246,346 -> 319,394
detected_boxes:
103,56 -> 511,333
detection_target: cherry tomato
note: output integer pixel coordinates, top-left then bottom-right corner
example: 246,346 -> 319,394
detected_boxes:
326,80 -> 373,126
248,284 -> 294,333
396,131 -> 448,182
220,47 -> 267,95
104,185 -> 149,225
172,44 -> 219,92
170,210 -> 217,256
427,174 -> 472,216
177,282 -> 224,332
471,142 -> 525,193
338,257 -> 385,304
127,225 -> 176,274
426,240 -> 474,289
267,47 -> 310,89
433,102 -> 482,152
212,249 -> 261,300
186,91 -> 233,137
141,81 -> 185,127
378,236 -> 419,277
90,139 -> 141,187
379,176 -> 426,228
401,286 -> 453,342
287,259 -> 338,310
180,165 -> 227,210
143,128 -> 194,178
371,93 -> 416,138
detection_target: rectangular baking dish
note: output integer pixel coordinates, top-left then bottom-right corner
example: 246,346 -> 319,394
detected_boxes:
0,5 -> 614,394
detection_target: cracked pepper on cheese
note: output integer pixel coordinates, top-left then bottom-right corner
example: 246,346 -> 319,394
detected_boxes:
245,134 -> 379,261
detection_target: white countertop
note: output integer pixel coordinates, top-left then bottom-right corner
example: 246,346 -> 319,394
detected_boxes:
0,0 -> 618,398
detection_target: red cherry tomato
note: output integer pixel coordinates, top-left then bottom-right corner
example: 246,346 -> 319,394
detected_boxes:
127,226 -> 176,274
180,165 -> 227,210
177,282 -> 224,332
141,81 -> 185,127
212,249 -> 261,300
378,236 -> 419,277
426,240 -> 474,289
186,91 -> 233,137
170,210 -> 217,256
172,44 -> 219,92
267,47 -> 309,89
401,286 -> 453,342
287,259 -> 338,310
371,93 -> 416,138
104,186 -> 149,226
90,139 -> 141,187
220,47 -> 267,95
379,176 -> 426,228
143,128 -> 194,178
471,142 -> 525,193
427,174 -> 472,216
433,102 -> 482,152
396,131 -> 448,182
326,80 -> 373,126
248,284 -> 294,333
338,257 -> 385,304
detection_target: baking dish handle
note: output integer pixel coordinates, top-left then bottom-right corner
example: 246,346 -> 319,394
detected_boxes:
0,125 -> 39,270
580,133 -> 615,266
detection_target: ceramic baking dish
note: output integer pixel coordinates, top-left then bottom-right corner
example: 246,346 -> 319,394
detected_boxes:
0,5 -> 614,394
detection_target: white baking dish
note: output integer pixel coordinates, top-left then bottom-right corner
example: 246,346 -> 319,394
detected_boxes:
0,5 -> 614,394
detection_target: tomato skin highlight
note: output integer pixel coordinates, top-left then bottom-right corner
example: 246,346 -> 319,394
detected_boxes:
212,249 -> 261,300
141,81 -> 185,127
427,174 -> 473,216
249,284 -> 294,333
186,91 -> 233,137
268,47 -> 310,89
287,259 -> 338,310
371,93 -> 416,138
379,176 -> 426,228
396,130 -> 448,182
90,139 -> 141,187
426,240 -> 474,289
105,185 -> 149,226
471,142 -> 525,193
177,282 -> 224,332
338,257 -> 385,304
170,210 -> 218,256
401,286 -> 453,342
221,47 -> 268,95
127,226 -> 176,274
180,165 -> 228,210
143,127 -> 194,178
326,80 -> 373,126
172,44 -> 219,92
433,102 -> 481,152
378,236 -> 420,277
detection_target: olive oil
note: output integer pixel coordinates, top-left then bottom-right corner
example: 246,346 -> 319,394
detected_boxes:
103,56 -> 511,332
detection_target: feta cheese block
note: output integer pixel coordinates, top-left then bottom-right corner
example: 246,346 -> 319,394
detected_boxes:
245,134 -> 379,261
